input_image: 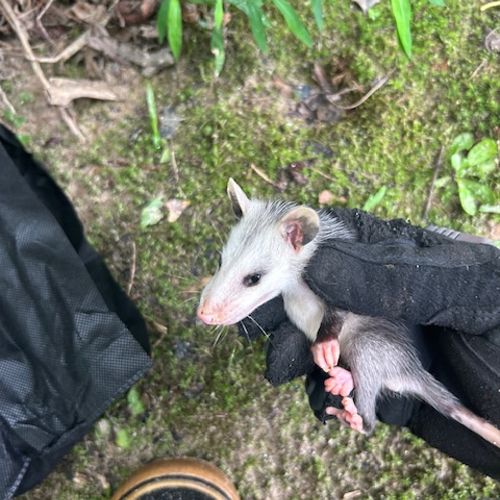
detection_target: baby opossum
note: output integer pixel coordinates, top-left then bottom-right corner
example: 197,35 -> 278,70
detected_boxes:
197,178 -> 500,447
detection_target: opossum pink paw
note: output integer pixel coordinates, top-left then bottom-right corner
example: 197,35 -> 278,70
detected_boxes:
325,406 -> 349,427
311,338 -> 340,372
324,366 -> 354,397
341,397 -> 364,433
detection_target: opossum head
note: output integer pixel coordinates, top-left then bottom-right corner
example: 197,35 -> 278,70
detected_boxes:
197,178 -> 320,325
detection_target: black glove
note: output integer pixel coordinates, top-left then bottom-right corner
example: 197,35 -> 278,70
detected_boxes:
238,208 -> 500,479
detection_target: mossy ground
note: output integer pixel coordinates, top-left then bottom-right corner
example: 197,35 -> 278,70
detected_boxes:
3,0 -> 498,498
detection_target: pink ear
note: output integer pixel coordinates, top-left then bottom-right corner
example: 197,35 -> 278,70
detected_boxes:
283,221 -> 304,251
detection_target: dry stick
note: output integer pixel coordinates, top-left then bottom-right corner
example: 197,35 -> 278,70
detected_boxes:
423,146 -> 445,220
127,241 -> 137,295
0,0 -> 85,141
34,31 -> 89,64
481,1 -> 500,11
470,59 -> 487,78
310,167 -> 335,182
36,0 -> 55,46
336,72 -> 393,110
250,163 -> 282,189
0,84 -> 16,114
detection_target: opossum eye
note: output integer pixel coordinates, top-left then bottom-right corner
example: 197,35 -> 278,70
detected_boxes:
243,273 -> 262,287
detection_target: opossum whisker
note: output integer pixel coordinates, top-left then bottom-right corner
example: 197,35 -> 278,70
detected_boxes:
212,325 -> 229,347
247,314 -> 271,342
239,320 -> 252,345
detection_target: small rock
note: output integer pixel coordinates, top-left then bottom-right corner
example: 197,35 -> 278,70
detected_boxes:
174,340 -> 192,360
95,418 -> 111,439
485,30 -> 500,53
159,106 -> 183,139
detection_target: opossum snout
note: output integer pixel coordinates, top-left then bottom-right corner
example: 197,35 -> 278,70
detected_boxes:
197,301 -> 224,325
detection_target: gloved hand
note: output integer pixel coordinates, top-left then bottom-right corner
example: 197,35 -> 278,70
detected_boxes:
237,208 -> 500,479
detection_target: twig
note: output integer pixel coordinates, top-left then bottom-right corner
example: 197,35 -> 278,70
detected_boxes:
423,146 -> 444,220
310,167 -> 335,182
34,32 -> 89,64
0,0 -> 85,140
36,0 -> 55,46
170,147 -> 179,183
0,84 -> 16,114
336,72 -> 393,110
470,59 -> 487,78
481,1 -> 500,11
249,163 -> 282,189
127,241 -> 137,295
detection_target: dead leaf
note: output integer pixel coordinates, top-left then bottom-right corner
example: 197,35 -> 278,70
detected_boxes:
115,0 -> 158,26
318,190 -> 334,205
351,0 -> 381,14
166,199 -> 190,223
69,1 -> 107,24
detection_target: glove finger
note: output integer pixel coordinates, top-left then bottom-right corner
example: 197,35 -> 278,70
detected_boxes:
265,321 -> 315,386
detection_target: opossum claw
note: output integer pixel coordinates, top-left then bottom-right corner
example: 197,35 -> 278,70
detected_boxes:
311,338 -> 340,372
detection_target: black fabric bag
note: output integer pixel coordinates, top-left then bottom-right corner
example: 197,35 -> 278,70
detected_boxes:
0,125 -> 152,498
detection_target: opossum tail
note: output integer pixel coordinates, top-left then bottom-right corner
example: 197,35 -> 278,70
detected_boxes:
411,372 -> 500,449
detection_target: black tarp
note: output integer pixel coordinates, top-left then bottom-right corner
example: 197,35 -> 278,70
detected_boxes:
0,125 -> 152,498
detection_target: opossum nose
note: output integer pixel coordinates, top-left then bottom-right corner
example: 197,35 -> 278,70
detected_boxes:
197,303 -> 221,325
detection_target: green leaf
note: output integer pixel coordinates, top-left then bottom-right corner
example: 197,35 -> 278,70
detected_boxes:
311,0 -> 324,31
157,0 -> 170,44
362,186 -> 387,212
451,152 -> 466,176
214,0 -> 224,28
246,2 -> 268,53
127,387 -> 146,417
449,132 -> 474,155
272,0 -> 313,47
456,179 -> 477,216
141,196 -> 165,229
466,182 -> 495,205
115,429 -> 131,449
475,159 -> 497,177
145,82 -> 161,149
479,204 -> 500,214
211,28 -> 225,76
428,0 -> 445,5
466,138 -> 498,168
167,0 -> 182,61
390,0 -> 412,58
210,0 -> 225,76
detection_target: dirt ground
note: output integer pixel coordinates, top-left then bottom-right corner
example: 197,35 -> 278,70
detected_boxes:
1,1 -> 499,498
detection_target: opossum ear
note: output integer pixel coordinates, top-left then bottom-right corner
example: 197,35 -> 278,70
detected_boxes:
280,207 -> 320,251
227,178 -> 250,218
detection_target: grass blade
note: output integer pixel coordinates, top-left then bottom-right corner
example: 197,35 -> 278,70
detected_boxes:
211,0 -> 225,76
246,2 -> 268,53
272,0 -> 313,47
145,82 -> 161,149
311,0 -> 324,31
156,0 -> 170,44
362,186 -> 387,211
391,0 -> 412,58
214,0 -> 224,28
168,0 -> 182,61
